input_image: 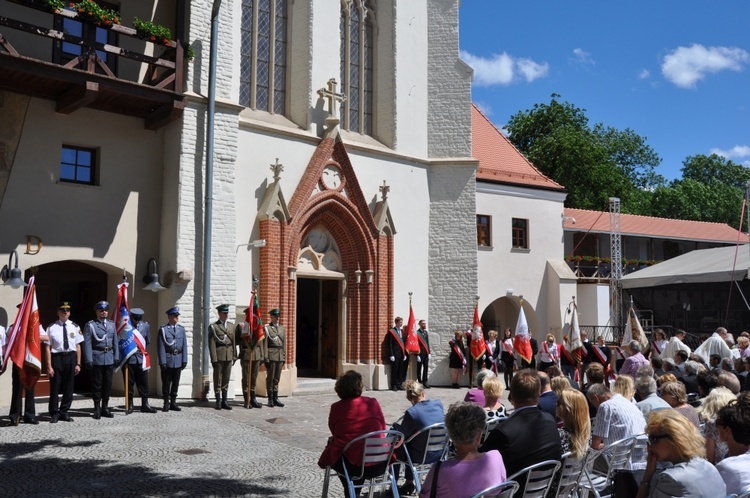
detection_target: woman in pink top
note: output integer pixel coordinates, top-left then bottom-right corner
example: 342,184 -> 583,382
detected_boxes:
420,402 -> 506,498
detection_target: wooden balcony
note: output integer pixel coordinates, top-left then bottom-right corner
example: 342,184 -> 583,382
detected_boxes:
0,0 -> 185,130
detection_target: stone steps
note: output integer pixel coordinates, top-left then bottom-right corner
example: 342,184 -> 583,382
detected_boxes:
294,377 -> 337,396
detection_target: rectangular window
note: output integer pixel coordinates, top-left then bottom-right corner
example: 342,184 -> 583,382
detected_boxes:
60,145 -> 96,185
512,218 -> 529,249
53,2 -> 118,75
477,215 -> 491,247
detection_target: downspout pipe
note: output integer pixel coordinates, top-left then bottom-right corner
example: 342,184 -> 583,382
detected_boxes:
201,0 -> 222,401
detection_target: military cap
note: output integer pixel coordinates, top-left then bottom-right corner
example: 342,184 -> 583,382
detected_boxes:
58,302 -> 71,311
130,307 -> 145,317
95,301 -> 109,310
216,304 -> 230,313
269,308 -> 281,317
166,306 -> 180,316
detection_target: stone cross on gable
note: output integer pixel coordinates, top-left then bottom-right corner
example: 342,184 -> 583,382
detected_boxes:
379,180 -> 390,201
270,158 -> 283,182
317,78 -> 347,120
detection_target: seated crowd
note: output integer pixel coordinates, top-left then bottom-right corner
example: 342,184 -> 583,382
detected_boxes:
319,327 -> 750,498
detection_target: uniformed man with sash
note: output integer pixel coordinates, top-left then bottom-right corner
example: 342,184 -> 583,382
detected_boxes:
209,304 -> 236,410
264,308 -> 286,407
235,307 -> 266,408
388,317 -> 407,391
83,301 -> 119,419
123,308 -> 156,414
416,319 -> 431,388
157,307 -> 188,412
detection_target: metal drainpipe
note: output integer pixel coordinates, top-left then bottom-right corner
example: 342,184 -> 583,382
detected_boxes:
201,0 -> 222,401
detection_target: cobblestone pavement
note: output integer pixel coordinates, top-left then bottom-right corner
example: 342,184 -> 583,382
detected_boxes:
0,384 -> 509,497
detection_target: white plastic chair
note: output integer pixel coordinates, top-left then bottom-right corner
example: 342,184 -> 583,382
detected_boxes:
552,451 -> 589,498
398,422 -> 450,494
579,434 -> 639,498
321,429 -> 404,498
469,480 -> 520,498
507,459 -> 562,498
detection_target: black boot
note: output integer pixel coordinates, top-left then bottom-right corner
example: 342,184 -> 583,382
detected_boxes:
250,392 -> 262,409
267,395 -> 274,408
273,393 -> 285,408
93,401 -> 101,420
243,392 -> 249,409
221,392 -> 232,410
141,398 -> 157,413
162,399 -> 170,412
215,395 -> 222,410
126,395 -> 134,415
101,400 -> 114,418
169,396 -> 181,411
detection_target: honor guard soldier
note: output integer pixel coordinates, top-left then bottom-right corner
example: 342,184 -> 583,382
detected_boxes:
235,307 -> 266,408
83,301 -> 119,419
209,304 -> 236,410
157,307 -> 188,412
7,304 -> 48,425
43,302 -> 83,423
264,308 -> 286,407
123,308 -> 156,414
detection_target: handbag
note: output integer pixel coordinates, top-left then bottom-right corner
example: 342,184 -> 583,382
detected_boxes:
429,460 -> 443,498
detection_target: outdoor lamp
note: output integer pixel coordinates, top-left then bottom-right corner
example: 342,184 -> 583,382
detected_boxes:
142,258 -> 167,292
1,250 -> 25,289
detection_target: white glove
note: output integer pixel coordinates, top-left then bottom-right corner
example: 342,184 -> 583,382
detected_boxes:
428,354 -> 431,360
481,354 -> 486,361
417,356 -> 421,363
390,356 -> 395,362
463,359 -> 467,365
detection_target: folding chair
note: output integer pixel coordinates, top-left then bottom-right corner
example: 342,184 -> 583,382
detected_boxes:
628,433 -> 648,470
481,414 -> 507,444
552,451 -> 589,498
469,480 -> 520,498
507,459 -> 562,498
321,429 -> 404,498
578,434 -> 639,498
398,422 -> 451,494
738,487 -> 750,498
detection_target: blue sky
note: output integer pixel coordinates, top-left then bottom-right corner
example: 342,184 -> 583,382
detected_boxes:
458,1 -> 750,181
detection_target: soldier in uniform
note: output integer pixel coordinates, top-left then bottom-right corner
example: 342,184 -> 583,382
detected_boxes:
157,307 -> 188,412
83,301 -> 119,419
416,319 -> 431,388
235,307 -> 266,409
264,308 -> 286,407
43,302 -> 83,423
209,304 -> 236,410
122,307 -> 156,414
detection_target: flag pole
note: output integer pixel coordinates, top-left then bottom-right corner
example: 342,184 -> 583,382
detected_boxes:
122,273 -> 130,413
408,292 -> 415,382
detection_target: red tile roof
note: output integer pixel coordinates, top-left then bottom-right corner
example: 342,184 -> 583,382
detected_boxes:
472,104 -> 565,191
563,208 -> 749,243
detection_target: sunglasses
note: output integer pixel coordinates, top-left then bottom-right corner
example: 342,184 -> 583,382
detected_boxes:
647,434 -> 670,446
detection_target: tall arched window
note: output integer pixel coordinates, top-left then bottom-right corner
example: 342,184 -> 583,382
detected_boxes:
340,0 -> 374,135
240,0 -> 288,114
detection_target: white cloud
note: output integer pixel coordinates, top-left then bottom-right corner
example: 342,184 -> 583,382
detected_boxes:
571,48 -> 595,66
474,101 -> 493,117
710,145 -> 750,161
661,44 -> 750,88
460,50 -> 549,86
638,69 -> 650,79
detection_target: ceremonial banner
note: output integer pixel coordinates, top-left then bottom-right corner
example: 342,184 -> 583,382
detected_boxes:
114,282 -> 137,371
623,306 -> 648,350
469,305 -> 486,361
4,276 -> 42,390
513,305 -> 533,364
569,304 -> 583,352
405,303 -> 420,354
249,291 -> 265,347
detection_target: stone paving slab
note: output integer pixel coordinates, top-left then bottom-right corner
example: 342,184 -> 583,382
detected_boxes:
0,384 -> 508,497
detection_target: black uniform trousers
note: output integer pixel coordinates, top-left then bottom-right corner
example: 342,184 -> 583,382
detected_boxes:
390,355 -> 407,390
91,365 -> 114,403
417,353 -> 429,385
123,362 -> 149,398
10,364 -> 36,418
49,351 -> 77,415
161,367 -> 182,399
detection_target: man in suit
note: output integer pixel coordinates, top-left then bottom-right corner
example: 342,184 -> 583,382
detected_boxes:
388,317 -> 407,391
529,336 -> 539,369
480,369 -> 562,477
157,307 -> 188,412
235,307 -> 267,408
44,302 -> 83,423
209,304 -> 236,410
264,308 -> 286,407
83,301 -> 119,419
416,319 -> 431,387
123,307 -> 156,414
537,371 -> 557,418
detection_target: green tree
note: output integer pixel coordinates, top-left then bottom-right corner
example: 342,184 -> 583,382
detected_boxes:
505,94 -> 662,211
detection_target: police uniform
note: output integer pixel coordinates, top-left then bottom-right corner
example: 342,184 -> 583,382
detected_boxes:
235,309 -> 267,409
44,302 -> 83,422
264,309 -> 286,407
122,308 -> 156,414
209,304 -> 236,410
83,301 -> 119,419
157,306 -> 188,412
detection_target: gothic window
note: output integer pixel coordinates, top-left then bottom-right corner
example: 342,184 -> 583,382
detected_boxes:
340,0 -> 374,135
240,0 -> 288,114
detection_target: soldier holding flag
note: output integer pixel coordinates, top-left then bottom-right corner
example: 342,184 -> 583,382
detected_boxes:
236,303 -> 266,409
123,308 -> 156,414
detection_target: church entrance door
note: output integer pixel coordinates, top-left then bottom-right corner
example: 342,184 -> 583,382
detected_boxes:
296,278 -> 339,379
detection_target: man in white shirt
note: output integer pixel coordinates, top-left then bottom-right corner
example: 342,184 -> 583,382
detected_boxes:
715,398 -> 750,495
588,383 -> 646,449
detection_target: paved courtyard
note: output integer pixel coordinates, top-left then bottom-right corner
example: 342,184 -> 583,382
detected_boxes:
0,384 -> 503,497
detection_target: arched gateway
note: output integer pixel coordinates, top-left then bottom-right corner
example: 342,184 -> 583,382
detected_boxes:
256,136 -> 395,389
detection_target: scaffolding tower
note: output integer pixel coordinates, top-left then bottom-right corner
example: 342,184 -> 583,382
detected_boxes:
609,197 -> 623,334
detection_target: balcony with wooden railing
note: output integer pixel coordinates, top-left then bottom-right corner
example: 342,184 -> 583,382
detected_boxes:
0,0 -> 186,130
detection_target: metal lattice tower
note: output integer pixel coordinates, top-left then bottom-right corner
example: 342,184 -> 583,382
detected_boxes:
609,197 -> 623,332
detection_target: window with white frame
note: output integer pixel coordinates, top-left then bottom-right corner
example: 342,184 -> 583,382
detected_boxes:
340,0 -> 374,135
240,0 -> 288,114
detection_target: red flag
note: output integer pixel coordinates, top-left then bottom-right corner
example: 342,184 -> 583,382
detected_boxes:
248,291 -> 265,347
405,303 -> 420,354
470,305 -> 487,361
5,277 -> 42,390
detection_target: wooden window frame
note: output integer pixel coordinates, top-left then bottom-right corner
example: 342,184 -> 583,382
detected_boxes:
512,218 -> 529,249
477,214 -> 492,247
60,145 -> 97,186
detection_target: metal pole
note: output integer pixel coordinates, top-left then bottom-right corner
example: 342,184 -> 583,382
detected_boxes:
201,0 -> 222,401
